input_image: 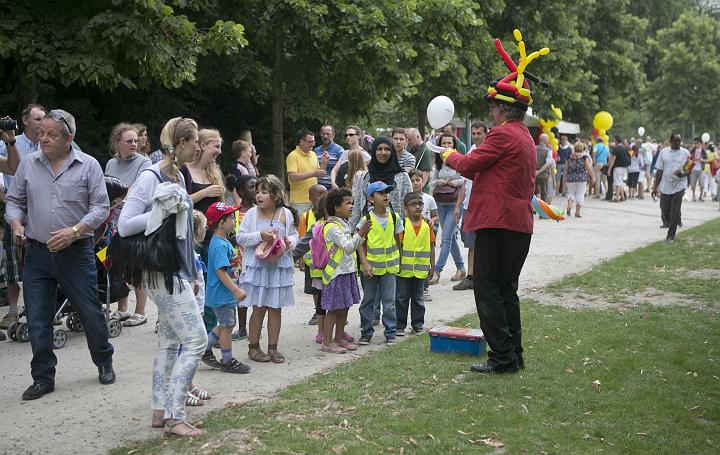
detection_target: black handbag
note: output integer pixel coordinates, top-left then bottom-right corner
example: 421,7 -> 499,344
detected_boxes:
107,170 -> 184,294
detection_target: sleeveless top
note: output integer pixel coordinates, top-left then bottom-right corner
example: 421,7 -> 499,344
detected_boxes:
566,155 -> 589,183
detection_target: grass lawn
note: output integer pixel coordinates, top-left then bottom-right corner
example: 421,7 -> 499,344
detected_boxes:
115,220 -> 720,455
545,218 -> 720,305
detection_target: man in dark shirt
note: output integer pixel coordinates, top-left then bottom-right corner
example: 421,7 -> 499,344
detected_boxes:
556,135 -> 572,195
607,136 -> 630,202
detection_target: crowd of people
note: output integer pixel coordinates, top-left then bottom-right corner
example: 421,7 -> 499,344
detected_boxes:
0,102 -> 717,437
533,133 -> 720,225
0,106 -> 493,437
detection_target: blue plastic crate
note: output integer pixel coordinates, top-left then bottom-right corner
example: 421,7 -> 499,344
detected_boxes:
429,325 -> 486,356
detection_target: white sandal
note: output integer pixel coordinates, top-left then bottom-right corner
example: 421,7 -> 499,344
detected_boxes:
189,386 -> 211,400
185,392 -> 204,407
123,313 -> 147,327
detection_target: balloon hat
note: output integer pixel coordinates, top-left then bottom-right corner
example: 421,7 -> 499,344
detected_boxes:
485,29 -> 550,108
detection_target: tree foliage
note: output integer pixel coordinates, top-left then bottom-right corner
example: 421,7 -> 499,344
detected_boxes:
0,0 -> 716,175
0,0 -> 246,106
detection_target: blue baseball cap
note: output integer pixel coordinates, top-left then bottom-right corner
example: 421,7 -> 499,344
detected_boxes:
367,181 -> 395,197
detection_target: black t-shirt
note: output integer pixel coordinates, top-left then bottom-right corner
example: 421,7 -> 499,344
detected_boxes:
612,145 -> 630,167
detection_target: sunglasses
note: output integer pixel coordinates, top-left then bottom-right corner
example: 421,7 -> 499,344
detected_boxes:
345,133 -> 358,137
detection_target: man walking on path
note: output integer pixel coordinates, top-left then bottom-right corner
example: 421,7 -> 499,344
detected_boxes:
652,133 -> 691,244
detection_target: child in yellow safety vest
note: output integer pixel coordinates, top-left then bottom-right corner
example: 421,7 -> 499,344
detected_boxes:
317,188 -> 371,353
357,181 -> 403,345
230,174 -> 257,341
297,184 -> 328,338
395,192 -> 435,336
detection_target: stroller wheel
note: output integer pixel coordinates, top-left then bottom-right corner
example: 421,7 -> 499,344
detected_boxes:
16,323 -> 30,342
108,319 -> 122,338
66,314 -> 75,331
8,322 -> 18,341
71,314 -> 84,332
53,329 -> 68,349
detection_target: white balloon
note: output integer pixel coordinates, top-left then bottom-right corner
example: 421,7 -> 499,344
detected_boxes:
426,96 -> 455,129
702,132 -> 710,143
637,126 -> 645,137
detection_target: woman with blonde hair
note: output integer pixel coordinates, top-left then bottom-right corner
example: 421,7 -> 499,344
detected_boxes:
343,150 -> 367,189
104,122 -> 152,326
118,117 -> 206,437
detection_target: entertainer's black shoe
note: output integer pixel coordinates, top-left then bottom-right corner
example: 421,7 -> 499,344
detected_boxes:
22,383 -> 55,400
470,362 -> 519,374
98,364 -> 116,385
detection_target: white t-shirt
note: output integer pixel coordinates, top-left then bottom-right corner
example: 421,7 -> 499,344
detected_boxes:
655,146 -> 691,195
462,178 -> 472,210
421,193 -> 437,219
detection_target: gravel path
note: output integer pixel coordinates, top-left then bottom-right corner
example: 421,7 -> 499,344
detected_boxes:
1,195 -> 718,454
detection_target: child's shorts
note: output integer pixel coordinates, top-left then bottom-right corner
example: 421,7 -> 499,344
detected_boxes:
214,307 -> 237,328
304,268 -> 320,295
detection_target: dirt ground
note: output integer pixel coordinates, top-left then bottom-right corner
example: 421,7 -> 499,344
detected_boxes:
1,195 -> 718,454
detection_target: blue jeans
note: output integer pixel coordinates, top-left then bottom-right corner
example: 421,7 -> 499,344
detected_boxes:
359,273 -> 396,339
23,239 -> 113,386
435,203 -> 464,273
395,276 -> 425,331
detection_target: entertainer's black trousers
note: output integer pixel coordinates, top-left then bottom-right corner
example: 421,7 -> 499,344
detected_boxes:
473,228 -> 532,369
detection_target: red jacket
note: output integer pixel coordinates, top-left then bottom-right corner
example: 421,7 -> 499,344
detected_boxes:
446,120 -> 535,234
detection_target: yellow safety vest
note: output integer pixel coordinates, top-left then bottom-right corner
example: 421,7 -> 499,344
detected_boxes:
299,209 -> 317,238
365,211 -> 400,275
398,218 -> 432,279
302,215 -> 325,278
321,221 -> 355,285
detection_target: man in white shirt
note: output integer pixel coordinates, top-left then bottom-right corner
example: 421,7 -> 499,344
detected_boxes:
652,133 -> 691,244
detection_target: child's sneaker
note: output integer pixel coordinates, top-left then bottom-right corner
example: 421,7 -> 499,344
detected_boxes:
342,331 -> 354,342
423,290 -> 433,302
308,313 -> 318,325
396,328 -> 405,337
201,351 -> 221,369
232,328 -> 248,341
315,332 -> 324,344
358,336 -> 371,346
411,327 -> 424,335
385,337 -> 396,345
220,358 -> 251,374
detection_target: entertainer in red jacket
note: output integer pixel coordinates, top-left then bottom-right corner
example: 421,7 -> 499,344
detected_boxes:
443,29 -> 550,374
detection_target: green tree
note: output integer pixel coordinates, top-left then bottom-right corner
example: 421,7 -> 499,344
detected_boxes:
647,10 -> 720,137
0,0 -> 246,110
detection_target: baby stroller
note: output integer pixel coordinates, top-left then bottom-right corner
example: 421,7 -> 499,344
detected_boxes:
7,177 -> 129,348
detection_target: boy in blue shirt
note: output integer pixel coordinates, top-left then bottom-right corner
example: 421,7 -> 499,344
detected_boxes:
205,202 -> 251,374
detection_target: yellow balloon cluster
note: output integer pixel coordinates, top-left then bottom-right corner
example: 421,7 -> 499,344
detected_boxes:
592,111 -> 613,145
539,104 -> 562,152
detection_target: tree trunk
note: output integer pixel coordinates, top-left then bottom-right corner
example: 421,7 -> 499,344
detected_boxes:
416,96 -> 427,138
271,28 -> 286,186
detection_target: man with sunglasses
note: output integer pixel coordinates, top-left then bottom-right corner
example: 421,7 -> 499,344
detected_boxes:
6,109 -> 115,400
0,104 -> 43,332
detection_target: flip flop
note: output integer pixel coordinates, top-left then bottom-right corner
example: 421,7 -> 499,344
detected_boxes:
164,420 -> 205,438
